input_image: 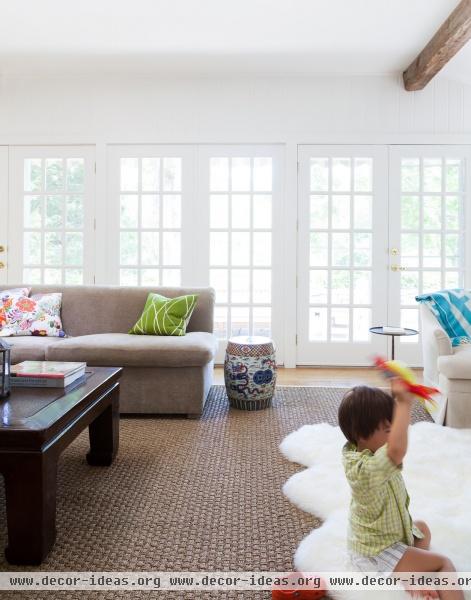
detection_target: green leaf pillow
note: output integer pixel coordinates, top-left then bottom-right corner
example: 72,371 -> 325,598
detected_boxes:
129,293 -> 198,336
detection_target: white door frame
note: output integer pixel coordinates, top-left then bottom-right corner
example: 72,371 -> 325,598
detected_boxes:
197,144 -> 285,364
296,145 -> 389,365
0,148 -> 8,286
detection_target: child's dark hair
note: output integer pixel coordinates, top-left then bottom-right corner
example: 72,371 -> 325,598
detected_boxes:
338,386 -> 394,444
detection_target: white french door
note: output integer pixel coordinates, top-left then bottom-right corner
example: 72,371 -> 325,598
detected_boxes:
388,146 -> 471,365
108,145 -> 285,363
8,146 -> 96,285
297,146 -> 389,365
297,144 -> 471,366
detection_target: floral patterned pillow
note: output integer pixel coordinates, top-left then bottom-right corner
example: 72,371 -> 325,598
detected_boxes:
0,288 -> 30,330
0,292 -> 65,337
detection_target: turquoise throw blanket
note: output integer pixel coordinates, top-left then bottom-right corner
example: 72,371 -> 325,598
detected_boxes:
416,289 -> 471,347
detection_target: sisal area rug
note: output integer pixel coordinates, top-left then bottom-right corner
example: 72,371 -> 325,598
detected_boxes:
0,385 -> 431,600
281,421 -> 471,600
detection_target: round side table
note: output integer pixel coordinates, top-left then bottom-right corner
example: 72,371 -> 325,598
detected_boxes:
224,335 -> 277,410
369,326 -> 418,360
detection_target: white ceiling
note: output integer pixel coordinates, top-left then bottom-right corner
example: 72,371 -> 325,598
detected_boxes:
0,0 -> 469,81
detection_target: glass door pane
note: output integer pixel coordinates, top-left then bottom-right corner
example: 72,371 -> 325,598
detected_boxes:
108,146 -> 195,288
8,147 -> 95,285
118,157 -> 182,286
209,156 -> 273,340
199,146 -> 284,363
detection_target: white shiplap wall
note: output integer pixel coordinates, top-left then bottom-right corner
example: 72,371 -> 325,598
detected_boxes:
0,74 -> 470,141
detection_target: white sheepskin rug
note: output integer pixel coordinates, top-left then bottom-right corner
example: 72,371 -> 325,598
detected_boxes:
280,422 -> 471,599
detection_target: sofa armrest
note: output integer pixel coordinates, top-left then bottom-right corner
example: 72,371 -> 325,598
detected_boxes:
438,351 -> 471,379
419,303 -> 452,357
433,328 -> 452,356
419,303 -> 452,387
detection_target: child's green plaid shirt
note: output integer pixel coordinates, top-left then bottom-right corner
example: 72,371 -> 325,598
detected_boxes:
342,442 -> 424,556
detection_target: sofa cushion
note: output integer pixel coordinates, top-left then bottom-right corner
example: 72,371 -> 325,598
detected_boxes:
129,293 -> 198,336
45,332 -> 218,368
0,292 -> 65,338
6,336 -> 67,363
0,287 -> 30,331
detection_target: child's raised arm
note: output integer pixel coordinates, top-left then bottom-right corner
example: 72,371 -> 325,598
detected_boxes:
387,378 -> 414,466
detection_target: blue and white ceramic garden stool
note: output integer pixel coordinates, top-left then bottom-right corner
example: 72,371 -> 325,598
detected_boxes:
224,336 -> 277,410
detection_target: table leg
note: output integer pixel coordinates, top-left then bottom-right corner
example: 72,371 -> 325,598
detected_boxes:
86,386 -> 119,466
3,451 -> 57,564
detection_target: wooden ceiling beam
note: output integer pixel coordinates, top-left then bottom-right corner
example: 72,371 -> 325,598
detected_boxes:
403,0 -> 471,91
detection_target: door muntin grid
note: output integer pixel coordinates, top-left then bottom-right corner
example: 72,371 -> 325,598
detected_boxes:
209,156 -> 273,341
118,157 -> 182,286
398,156 -> 466,344
309,156 -> 374,343
22,156 -> 87,284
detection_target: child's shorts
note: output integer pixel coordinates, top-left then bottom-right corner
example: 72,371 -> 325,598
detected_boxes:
350,542 -> 408,575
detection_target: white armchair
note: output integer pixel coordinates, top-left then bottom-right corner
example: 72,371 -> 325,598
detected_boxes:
419,303 -> 471,427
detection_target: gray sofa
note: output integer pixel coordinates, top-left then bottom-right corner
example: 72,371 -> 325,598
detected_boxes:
1,285 -> 217,417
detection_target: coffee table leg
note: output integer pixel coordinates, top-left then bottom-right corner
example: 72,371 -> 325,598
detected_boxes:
3,451 -> 57,565
87,386 -> 119,466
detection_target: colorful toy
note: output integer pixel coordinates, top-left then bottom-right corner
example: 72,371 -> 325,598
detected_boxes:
373,355 -> 439,411
272,572 -> 327,599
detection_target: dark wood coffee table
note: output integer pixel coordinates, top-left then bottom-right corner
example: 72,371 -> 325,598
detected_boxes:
0,366 -> 122,565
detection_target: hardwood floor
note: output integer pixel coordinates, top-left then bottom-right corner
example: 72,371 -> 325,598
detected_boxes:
214,366 -> 424,387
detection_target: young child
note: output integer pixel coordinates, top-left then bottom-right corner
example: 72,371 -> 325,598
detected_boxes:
338,380 -> 464,600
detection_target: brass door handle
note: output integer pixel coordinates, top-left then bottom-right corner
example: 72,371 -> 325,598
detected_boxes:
0,262 -> 5,269
0,245 -> 4,253
391,264 -> 406,272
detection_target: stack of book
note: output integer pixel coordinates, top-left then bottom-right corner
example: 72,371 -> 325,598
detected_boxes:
10,361 -> 87,388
